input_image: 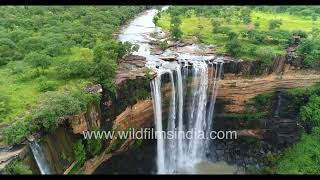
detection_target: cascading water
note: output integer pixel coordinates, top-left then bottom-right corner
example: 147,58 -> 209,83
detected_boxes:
29,141 -> 52,175
118,7 -> 226,174
149,60 -> 224,174
274,92 -> 282,118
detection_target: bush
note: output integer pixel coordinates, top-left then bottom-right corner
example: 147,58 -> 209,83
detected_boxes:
32,91 -> 83,131
56,60 -> 95,80
0,38 -> 17,66
252,92 -> 274,111
37,77 -> 57,92
300,95 -> 320,128
268,19 -> 282,30
86,133 -> 102,157
277,128 -> 320,174
3,117 -> 39,145
158,40 -> 168,51
73,140 -> 86,165
297,37 -> 320,69
255,47 -> 276,68
0,95 -> 10,119
3,160 -> 33,175
24,52 -> 52,75
225,37 -> 241,57
214,26 -> 232,35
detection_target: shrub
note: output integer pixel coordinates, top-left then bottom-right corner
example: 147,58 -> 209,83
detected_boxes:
3,117 -> 39,145
73,140 -> 86,165
56,60 -> 95,80
32,91 -> 83,131
300,95 -> 320,128
0,38 -> 17,66
0,95 -> 10,119
255,47 -> 276,68
86,133 -> 103,157
24,52 -> 52,76
268,19 -> 282,30
158,40 -> 168,51
277,128 -> 320,174
297,38 -> 320,69
3,160 -> 33,175
225,37 -> 241,57
252,92 -> 274,111
37,77 -> 57,92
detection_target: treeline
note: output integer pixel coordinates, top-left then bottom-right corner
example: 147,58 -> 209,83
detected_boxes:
0,6 -> 145,145
156,6 -> 320,70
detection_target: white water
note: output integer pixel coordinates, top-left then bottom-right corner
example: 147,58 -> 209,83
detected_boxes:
29,141 -> 52,175
119,7 -> 227,174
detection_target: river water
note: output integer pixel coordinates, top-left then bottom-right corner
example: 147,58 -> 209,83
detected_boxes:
117,7 -> 240,174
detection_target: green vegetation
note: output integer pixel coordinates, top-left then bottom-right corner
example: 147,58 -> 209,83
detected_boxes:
156,6 -> 320,68
277,128 -> 320,174
252,92 -> 274,112
3,160 -> 33,175
3,90 -> 100,145
250,83 -> 320,174
216,112 -> 267,122
73,139 -> 87,166
0,6 -> 144,124
300,95 -> 320,128
86,128 -> 103,157
0,6 -> 144,145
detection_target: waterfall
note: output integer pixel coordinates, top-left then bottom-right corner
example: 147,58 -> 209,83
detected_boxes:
274,92 -> 282,118
205,62 -> 224,152
150,60 -> 223,174
29,141 -> 52,175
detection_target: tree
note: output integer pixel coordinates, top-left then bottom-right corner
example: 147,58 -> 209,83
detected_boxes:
4,161 -> 33,175
121,41 -> 139,57
170,16 -> 182,40
300,95 -> 320,128
0,95 -> 9,119
17,36 -> 48,54
0,38 -> 17,66
297,38 -> 320,69
24,52 -> 52,76
255,47 -> 275,68
212,19 -> 221,33
73,140 -> 86,165
86,129 -> 102,157
93,42 -> 119,92
225,37 -> 241,57
268,19 -> 282,30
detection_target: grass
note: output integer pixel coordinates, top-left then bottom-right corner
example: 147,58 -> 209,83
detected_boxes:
157,10 -> 320,60
0,48 -> 93,125
251,11 -> 320,32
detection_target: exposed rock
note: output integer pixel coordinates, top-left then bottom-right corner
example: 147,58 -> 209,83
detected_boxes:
159,55 -> 177,61
115,55 -> 155,85
0,146 -> 27,171
68,112 -> 88,134
112,100 -> 154,131
215,70 -> 320,113
236,129 -> 270,140
84,84 -> 103,94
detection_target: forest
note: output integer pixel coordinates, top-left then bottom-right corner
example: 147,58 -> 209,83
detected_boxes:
0,6 -> 145,146
155,6 -> 320,69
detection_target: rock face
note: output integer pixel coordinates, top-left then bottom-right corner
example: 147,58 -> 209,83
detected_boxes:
115,55 -> 155,85
216,71 -> 320,114
68,113 -> 88,134
112,100 -> 154,131
79,100 -> 155,174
